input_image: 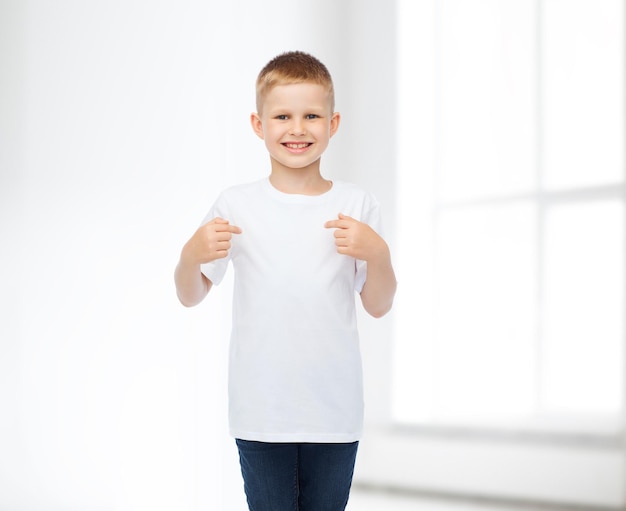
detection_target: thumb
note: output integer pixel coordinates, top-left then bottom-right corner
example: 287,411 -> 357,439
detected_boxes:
338,213 -> 355,221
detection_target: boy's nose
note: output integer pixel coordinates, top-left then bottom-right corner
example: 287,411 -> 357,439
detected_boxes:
289,120 -> 306,136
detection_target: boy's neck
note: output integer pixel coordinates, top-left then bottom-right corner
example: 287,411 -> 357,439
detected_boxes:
268,161 -> 332,196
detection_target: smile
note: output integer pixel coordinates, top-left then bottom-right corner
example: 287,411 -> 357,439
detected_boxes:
283,142 -> 312,149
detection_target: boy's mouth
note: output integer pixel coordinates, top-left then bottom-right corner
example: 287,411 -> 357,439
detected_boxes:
283,142 -> 312,150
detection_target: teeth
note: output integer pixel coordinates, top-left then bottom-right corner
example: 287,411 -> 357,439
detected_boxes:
285,143 -> 310,149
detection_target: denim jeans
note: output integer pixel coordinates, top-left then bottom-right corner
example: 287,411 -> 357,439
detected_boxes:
235,439 -> 359,511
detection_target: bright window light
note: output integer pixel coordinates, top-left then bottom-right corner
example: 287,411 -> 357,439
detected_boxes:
394,0 -> 624,433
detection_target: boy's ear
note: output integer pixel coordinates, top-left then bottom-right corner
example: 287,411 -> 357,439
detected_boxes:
330,112 -> 341,138
250,113 -> 264,140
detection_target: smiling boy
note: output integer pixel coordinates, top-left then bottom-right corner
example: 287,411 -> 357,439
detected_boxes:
175,51 -> 396,511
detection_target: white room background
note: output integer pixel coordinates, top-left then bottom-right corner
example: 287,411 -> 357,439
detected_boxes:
3,1 -> 625,510
0,1 -> 396,510
356,0 -> 625,508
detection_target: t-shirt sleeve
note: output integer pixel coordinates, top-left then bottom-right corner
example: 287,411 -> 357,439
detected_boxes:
354,194 -> 383,293
199,194 -> 231,286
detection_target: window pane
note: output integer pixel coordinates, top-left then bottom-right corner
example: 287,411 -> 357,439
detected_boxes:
432,203 -> 537,420
393,0 -> 625,433
543,201 -> 624,413
542,0 -> 624,189
438,0 -> 536,201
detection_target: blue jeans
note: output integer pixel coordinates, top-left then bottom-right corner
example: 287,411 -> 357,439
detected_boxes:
235,439 -> 359,511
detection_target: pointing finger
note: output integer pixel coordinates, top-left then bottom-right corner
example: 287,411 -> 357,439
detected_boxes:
325,213 -> 351,229
211,218 -> 242,234
226,224 -> 243,234
325,220 -> 351,230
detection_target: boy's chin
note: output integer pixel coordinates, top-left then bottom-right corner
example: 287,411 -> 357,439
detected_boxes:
270,157 -> 322,171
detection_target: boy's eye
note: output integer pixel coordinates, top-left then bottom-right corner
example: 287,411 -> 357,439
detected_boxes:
273,114 -> 320,120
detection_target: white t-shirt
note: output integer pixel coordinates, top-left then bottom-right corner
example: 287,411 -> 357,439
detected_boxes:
200,177 -> 381,443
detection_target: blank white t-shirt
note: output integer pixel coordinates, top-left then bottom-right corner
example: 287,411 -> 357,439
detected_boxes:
200,177 -> 381,443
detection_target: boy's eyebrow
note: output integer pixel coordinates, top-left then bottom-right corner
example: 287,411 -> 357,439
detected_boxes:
266,104 -> 329,114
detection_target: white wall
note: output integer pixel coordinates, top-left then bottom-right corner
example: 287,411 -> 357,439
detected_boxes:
0,1 -> 397,510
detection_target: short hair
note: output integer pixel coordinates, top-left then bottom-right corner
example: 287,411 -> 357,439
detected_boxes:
255,51 -> 335,113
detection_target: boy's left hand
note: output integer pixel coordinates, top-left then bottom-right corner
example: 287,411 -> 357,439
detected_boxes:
324,213 -> 389,262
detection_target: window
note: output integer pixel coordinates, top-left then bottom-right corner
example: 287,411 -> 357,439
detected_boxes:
394,0 -> 624,433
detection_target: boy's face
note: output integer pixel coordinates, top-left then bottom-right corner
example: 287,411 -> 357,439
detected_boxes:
251,83 -> 340,173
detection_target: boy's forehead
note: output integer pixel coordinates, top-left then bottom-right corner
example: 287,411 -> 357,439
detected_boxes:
261,82 -> 333,111
266,82 -> 330,100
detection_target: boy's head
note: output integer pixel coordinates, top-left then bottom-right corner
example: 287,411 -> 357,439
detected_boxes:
255,51 -> 335,114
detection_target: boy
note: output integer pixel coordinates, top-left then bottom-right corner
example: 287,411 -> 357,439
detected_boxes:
175,51 -> 396,511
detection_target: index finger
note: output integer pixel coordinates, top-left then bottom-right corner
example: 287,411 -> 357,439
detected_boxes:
324,219 -> 348,229
220,224 -> 242,234
211,219 -> 242,234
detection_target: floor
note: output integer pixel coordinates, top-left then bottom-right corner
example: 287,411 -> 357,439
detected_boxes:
346,487 -> 612,511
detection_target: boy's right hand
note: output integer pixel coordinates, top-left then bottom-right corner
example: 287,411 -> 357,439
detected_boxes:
181,217 -> 242,266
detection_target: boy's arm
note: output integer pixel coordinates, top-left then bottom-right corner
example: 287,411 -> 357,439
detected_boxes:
175,258 -> 213,307
359,246 -> 397,318
175,218 -> 241,307
325,213 -> 397,318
